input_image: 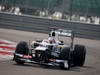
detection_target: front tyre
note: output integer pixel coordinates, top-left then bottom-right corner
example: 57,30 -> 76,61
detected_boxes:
13,41 -> 29,64
15,41 -> 29,55
59,47 -> 71,70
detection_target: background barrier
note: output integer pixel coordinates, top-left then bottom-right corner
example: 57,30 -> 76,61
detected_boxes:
0,12 -> 100,40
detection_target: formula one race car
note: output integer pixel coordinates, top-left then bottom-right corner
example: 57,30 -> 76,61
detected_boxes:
13,28 -> 86,70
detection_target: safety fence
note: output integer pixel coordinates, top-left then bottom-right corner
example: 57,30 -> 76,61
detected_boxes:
0,12 -> 100,40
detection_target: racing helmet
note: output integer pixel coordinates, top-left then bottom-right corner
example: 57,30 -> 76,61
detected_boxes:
50,31 -> 56,37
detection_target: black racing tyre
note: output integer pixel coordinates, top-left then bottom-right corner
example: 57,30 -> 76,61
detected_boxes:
14,41 -> 29,64
73,45 -> 86,66
59,47 -> 70,70
15,41 -> 29,55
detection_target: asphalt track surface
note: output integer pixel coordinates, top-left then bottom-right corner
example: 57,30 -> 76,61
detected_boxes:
0,28 -> 100,75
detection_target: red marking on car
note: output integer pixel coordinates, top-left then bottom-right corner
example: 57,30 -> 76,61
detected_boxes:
23,55 -> 32,59
49,59 -> 56,62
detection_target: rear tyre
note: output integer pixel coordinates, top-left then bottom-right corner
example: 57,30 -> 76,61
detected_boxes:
14,41 -> 29,64
73,45 -> 86,66
59,47 -> 70,70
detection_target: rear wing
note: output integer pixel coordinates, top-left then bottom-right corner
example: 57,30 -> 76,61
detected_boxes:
55,29 -> 73,37
50,28 -> 74,48
51,28 -> 74,37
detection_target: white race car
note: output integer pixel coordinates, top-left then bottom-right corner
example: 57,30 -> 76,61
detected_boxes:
13,28 -> 86,70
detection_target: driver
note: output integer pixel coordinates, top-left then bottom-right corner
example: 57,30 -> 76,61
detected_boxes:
48,31 -> 60,44
42,31 -> 62,45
